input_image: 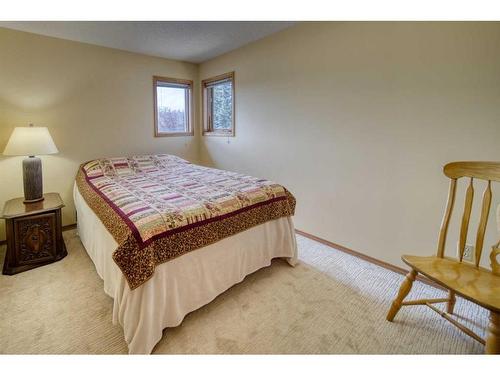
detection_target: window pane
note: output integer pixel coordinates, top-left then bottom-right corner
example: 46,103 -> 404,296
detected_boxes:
156,86 -> 187,133
212,81 -> 232,130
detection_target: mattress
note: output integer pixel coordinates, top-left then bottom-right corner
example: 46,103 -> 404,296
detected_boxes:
74,183 -> 298,354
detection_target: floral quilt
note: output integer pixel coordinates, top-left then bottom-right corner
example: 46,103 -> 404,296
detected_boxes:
76,154 -> 296,289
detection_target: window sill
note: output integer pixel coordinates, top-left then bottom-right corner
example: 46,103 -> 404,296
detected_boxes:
202,131 -> 234,137
155,131 -> 194,137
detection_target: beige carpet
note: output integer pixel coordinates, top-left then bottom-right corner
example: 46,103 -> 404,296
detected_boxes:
0,230 -> 488,354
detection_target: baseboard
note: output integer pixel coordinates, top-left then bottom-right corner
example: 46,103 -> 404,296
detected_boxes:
295,229 -> 445,291
63,223 -> 77,232
0,223 -> 77,246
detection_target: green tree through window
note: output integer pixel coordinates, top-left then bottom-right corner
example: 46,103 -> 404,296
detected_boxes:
202,72 -> 234,136
212,81 -> 232,130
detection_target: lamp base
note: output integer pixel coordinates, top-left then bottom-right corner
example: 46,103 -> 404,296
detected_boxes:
23,197 -> 45,204
23,156 -> 44,204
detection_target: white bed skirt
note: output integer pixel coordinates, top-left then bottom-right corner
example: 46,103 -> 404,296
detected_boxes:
73,183 -> 298,354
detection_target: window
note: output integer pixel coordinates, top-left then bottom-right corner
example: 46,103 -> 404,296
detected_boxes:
202,72 -> 235,136
153,76 -> 193,137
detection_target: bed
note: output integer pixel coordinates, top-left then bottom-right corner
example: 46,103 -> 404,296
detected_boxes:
73,154 -> 297,354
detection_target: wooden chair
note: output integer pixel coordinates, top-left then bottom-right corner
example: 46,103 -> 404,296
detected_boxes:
386,161 -> 500,354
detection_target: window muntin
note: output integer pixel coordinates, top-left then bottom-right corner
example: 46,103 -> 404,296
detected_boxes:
202,72 -> 235,136
153,76 -> 193,137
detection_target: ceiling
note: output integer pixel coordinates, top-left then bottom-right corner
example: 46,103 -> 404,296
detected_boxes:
0,21 -> 296,63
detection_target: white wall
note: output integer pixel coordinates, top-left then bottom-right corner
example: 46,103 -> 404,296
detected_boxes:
199,22 -> 500,267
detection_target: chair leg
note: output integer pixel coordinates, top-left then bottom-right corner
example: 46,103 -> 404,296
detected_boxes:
446,291 -> 456,314
386,269 -> 418,322
485,311 -> 500,354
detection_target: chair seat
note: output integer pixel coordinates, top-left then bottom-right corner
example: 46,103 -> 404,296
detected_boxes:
402,255 -> 500,313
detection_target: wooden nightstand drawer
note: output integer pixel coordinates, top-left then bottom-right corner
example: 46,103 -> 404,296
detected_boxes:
14,212 -> 57,266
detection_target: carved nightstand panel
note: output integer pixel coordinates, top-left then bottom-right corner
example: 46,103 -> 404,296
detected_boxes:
14,213 -> 56,265
2,193 -> 67,275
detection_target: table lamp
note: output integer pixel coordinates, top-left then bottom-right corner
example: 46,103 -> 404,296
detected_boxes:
3,124 -> 58,203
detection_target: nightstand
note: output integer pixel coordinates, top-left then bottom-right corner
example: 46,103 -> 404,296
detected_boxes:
1,193 -> 67,275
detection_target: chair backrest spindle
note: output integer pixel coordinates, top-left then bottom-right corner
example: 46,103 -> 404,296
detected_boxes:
475,180 -> 492,267
437,178 -> 457,258
458,178 -> 474,262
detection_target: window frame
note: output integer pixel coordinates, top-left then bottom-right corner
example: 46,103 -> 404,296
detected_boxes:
202,71 -> 235,137
153,76 -> 194,137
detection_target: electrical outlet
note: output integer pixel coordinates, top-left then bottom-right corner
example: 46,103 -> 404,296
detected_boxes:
457,242 -> 475,262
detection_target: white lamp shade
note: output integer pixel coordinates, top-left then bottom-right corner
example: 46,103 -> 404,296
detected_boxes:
3,126 -> 58,156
